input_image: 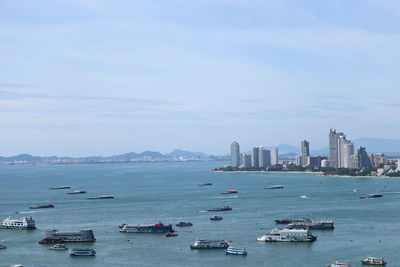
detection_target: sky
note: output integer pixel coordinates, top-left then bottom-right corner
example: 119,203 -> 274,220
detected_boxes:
1,0 -> 400,156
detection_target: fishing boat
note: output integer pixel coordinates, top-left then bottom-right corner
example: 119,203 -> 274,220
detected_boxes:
49,243 -> 68,250
198,183 -> 212,186
225,246 -> 247,255
361,256 -> 387,265
207,206 -> 232,212
87,195 -> 114,199
67,191 -> 87,194
29,204 -> 54,209
50,186 -> 71,190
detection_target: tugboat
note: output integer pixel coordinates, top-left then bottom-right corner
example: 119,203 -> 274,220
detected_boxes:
207,206 -> 232,212
361,256 -> 387,265
175,222 -> 193,227
327,262 -> 351,267
165,232 -> 178,237
69,248 -> 96,256
225,246 -> 247,255
49,243 -> 68,250
210,216 -> 223,221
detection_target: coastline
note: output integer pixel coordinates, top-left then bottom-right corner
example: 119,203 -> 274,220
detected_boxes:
212,170 -> 396,178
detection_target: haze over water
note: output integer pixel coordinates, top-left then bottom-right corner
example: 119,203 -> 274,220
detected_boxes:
0,162 -> 399,266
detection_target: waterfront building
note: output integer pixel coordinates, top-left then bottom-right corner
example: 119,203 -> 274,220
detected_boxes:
271,148 -> 279,165
343,142 -> 354,168
230,142 -> 240,167
240,153 -> 251,168
349,155 -> 359,169
321,159 -> 329,168
358,147 -> 372,168
300,140 -> 310,167
329,129 -> 344,168
258,147 -> 271,168
251,147 -> 260,168
307,156 -> 327,168
372,153 -> 385,167
295,155 -> 302,166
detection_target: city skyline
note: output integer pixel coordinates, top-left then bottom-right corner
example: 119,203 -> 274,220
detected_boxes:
2,1 -> 400,156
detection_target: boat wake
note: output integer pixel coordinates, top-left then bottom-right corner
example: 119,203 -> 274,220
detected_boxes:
16,210 -> 44,214
210,195 -> 238,199
300,195 -> 310,199
198,210 -> 208,213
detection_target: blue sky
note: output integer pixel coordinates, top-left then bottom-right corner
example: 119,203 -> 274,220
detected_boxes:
1,0 -> 400,156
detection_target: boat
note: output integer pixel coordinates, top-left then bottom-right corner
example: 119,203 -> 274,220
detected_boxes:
49,243 -> 68,250
221,190 -> 238,194
119,222 -> 173,233
361,256 -> 387,265
360,194 -> 383,199
67,191 -> 87,194
165,232 -> 178,237
190,239 -> 230,249
198,183 -> 212,186
69,248 -> 96,256
1,217 -> 36,230
207,206 -> 232,212
50,186 -> 71,190
39,229 -> 96,244
87,195 -> 114,199
287,218 -> 334,230
225,246 -> 247,255
257,228 -> 317,242
175,222 -> 193,227
29,204 -> 54,209
265,185 -> 284,189
0,244 -> 6,249
327,262 -> 351,267
210,216 -> 223,221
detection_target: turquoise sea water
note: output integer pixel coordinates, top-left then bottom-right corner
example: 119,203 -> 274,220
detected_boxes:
0,162 -> 399,267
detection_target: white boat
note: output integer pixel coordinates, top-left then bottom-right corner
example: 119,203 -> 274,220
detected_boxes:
49,243 -> 68,250
225,246 -> 247,255
361,256 -> 386,265
69,248 -> 96,256
190,239 -> 230,249
327,262 -> 350,267
1,217 -> 36,230
257,228 -> 317,242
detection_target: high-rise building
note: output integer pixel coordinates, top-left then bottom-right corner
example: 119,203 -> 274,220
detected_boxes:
251,147 -> 260,168
372,153 -> 385,167
329,129 -> 343,168
295,155 -> 302,166
321,159 -> 330,168
349,155 -> 359,169
300,140 -> 310,167
240,153 -> 251,168
230,141 -> 240,167
271,148 -> 279,165
307,156 -> 327,168
259,147 -> 271,168
343,142 -> 354,168
358,147 -> 372,168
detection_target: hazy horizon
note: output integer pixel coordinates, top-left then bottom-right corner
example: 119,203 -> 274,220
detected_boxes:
1,0 -> 400,156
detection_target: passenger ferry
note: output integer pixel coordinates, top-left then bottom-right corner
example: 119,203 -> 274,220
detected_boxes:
257,228 -> 317,242
119,222 -> 173,233
39,229 -> 96,244
1,217 -> 36,230
69,248 -> 96,256
361,256 -> 387,265
287,218 -> 334,230
225,246 -> 247,255
190,239 -> 230,249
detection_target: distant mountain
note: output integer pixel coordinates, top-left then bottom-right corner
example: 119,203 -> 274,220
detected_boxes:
264,144 -> 300,154
166,149 -> 209,159
0,154 -> 42,162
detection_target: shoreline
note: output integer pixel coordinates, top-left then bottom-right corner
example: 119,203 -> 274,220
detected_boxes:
212,170 -> 396,178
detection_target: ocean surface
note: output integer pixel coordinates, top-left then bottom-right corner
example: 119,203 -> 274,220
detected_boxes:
0,161 -> 399,267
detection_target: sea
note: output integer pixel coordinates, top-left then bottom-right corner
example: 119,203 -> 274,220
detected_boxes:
0,161 -> 399,267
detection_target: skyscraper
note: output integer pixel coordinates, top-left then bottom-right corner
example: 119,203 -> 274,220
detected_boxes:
300,140 -> 310,167
329,129 -> 343,168
230,141 -> 240,167
251,147 -> 260,168
271,148 -> 279,165
240,153 -> 251,168
358,146 -> 372,168
259,146 -> 271,168
343,142 -> 354,168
